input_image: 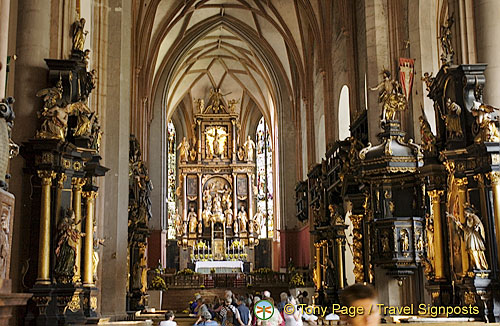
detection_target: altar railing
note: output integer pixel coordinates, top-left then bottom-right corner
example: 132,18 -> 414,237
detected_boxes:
159,271 -> 312,289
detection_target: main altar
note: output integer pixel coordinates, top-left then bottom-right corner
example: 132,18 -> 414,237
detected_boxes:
175,90 -> 260,270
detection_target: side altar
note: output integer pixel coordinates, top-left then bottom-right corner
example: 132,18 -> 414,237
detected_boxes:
175,90 -> 260,269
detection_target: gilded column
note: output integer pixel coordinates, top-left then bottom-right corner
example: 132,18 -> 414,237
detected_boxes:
313,242 -> 322,289
82,191 -> 97,286
428,190 -> 445,279
198,173 -> 202,231
247,173 -> 253,228
182,174 -> 187,224
36,170 -> 56,285
456,178 -> 469,274
336,238 -> 344,289
350,214 -> 364,283
487,171 -> 500,265
72,177 -> 86,283
232,173 -> 237,220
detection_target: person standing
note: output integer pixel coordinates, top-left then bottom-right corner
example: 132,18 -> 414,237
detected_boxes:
237,296 -> 251,326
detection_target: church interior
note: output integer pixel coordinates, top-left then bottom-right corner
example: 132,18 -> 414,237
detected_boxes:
1,0 -> 500,325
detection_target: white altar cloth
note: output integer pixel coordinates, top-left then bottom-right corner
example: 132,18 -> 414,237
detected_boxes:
195,261 -> 243,274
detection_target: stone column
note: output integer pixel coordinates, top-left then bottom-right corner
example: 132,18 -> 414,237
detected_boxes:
9,0 -> 51,293
72,177 -> 86,283
428,190 -> 445,279
83,191 -> 97,286
36,171 -> 55,285
475,0 -> 500,107
247,173 -> 253,229
100,0 -> 132,318
0,0 -> 10,96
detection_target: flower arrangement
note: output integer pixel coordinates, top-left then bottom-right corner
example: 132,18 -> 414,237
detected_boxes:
149,268 -> 167,291
252,267 -> 274,275
210,268 -> 216,274
176,268 -> 198,275
200,284 -> 205,289
289,272 -> 305,287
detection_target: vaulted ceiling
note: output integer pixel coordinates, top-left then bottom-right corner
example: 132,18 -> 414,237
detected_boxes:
132,0 -> 327,146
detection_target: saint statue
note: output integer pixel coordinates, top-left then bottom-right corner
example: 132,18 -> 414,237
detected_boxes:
72,18 -> 88,52
439,16 -> 455,65
0,207 -> 10,279
92,225 -> 105,282
243,136 -> 256,161
54,210 -> 84,283
328,204 -> 343,226
214,127 -> 228,158
443,98 -> 463,138
251,207 -> 264,236
194,98 -> 204,114
237,146 -> 245,161
36,79 -> 63,109
421,72 -> 434,92
370,70 -> 407,124
188,207 -> 198,234
472,100 -> 500,143
419,116 -> 436,153
36,82 -> 73,140
203,188 -> 213,212
168,132 -> 175,154
177,136 -> 190,162
204,128 -> 216,159
447,207 -> 489,270
400,229 -> 410,252
238,206 -> 248,233
212,194 -> 224,223
425,214 -> 434,262
222,185 -> 232,211
174,213 -> 184,236
225,208 -> 233,227
380,232 -> 390,253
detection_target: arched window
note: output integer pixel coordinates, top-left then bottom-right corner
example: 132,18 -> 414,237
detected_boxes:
256,117 -> 273,239
167,120 -> 177,239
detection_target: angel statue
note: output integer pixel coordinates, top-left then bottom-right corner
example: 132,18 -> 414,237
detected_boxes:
194,98 -> 204,114
177,136 -> 190,162
370,70 -> 407,124
228,99 -> 239,114
472,100 -> 500,143
72,18 -> 88,52
447,207 -> 489,270
54,209 -> 84,283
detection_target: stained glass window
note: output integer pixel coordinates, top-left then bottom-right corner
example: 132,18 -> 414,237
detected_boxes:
256,117 -> 273,238
167,120 -> 178,240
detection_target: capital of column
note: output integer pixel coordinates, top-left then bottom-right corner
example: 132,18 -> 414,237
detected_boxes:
82,191 -> 98,200
37,170 -> 56,185
427,190 -> 444,202
72,177 -> 86,190
487,171 -> 500,185
455,177 -> 468,189
57,173 -> 67,189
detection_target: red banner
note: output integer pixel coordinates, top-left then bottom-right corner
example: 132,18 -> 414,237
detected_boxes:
399,58 -> 415,101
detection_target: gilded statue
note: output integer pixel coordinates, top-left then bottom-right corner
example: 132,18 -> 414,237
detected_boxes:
54,210 -> 84,283
439,16 -> 455,65
238,206 -> 248,233
443,98 -> 463,138
328,204 -> 343,226
168,132 -> 175,154
225,208 -> 233,227
194,98 -> 204,113
425,214 -> 434,262
72,102 -> 94,137
472,100 -> 500,143
203,188 -> 213,211
206,88 -> 228,113
0,207 -> 10,279
447,207 -> 489,270
212,193 -> 224,223
251,207 -> 264,236
188,207 -> 198,234
381,232 -> 390,252
215,127 -> 228,158
202,209 -> 211,227
204,127 -> 216,159
222,185 -> 232,210
36,103 -> 75,140
72,18 -> 88,52
36,79 -> 63,109
243,135 -> 256,161
174,213 -> 183,236
177,136 -> 190,162
237,146 -> 245,161
228,99 -> 239,114
400,229 -> 410,252
189,136 -> 198,161
92,225 -> 105,282
419,116 -> 436,153
370,70 -> 407,123
90,114 -> 103,151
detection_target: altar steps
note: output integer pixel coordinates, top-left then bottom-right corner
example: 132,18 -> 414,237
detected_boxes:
162,286 -> 289,312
